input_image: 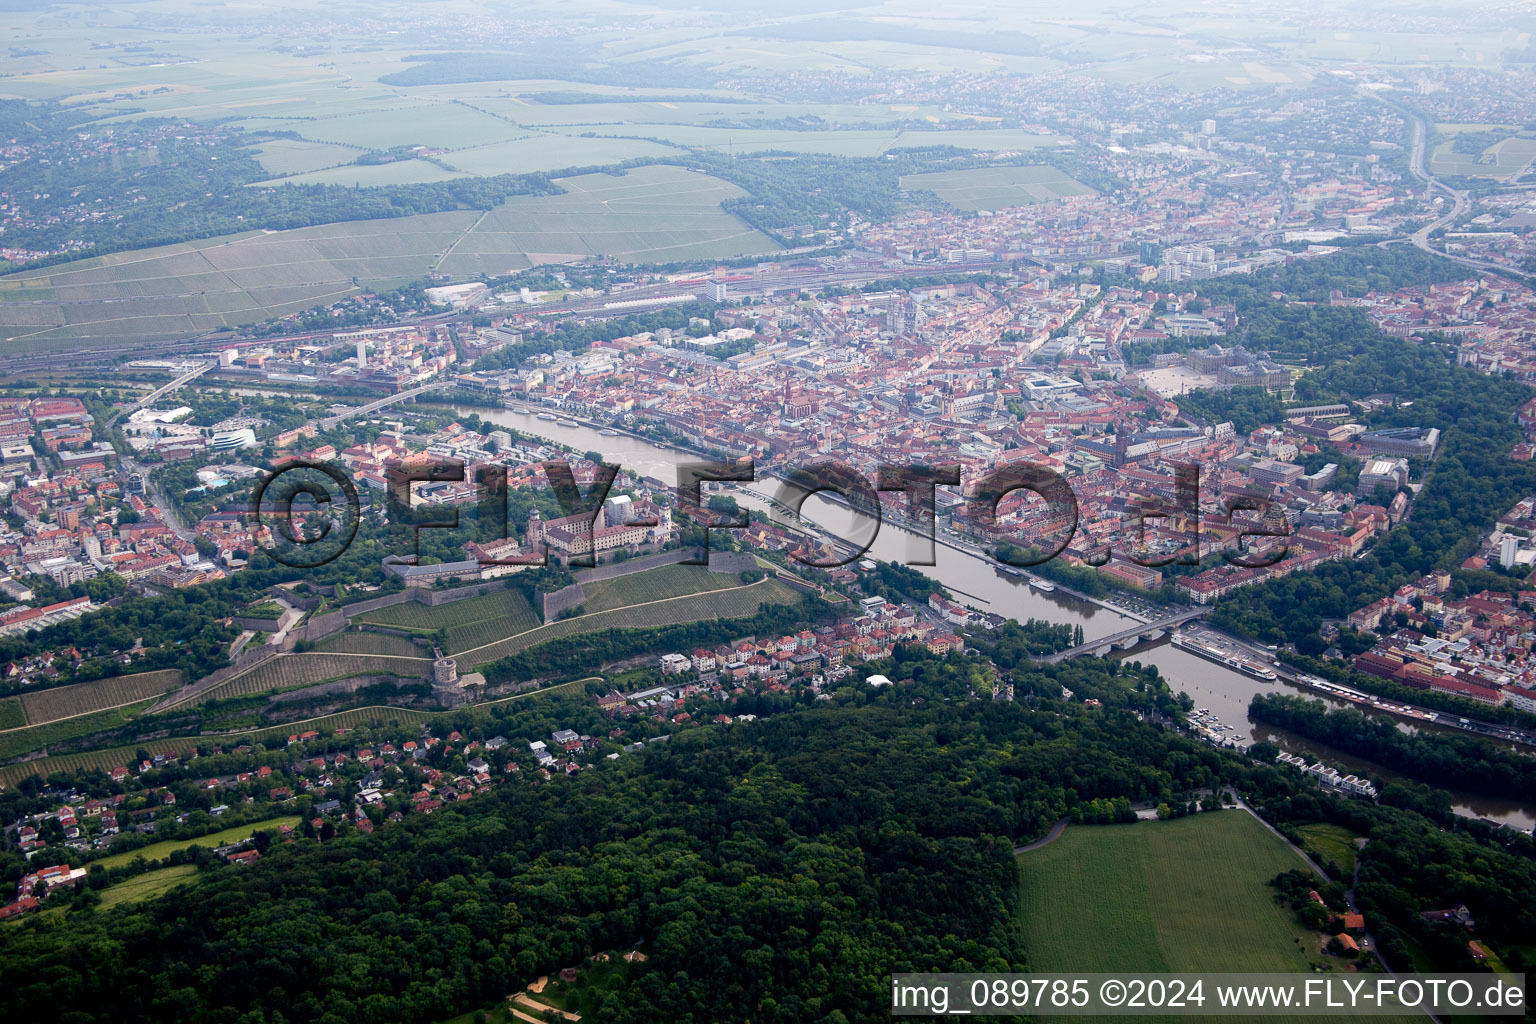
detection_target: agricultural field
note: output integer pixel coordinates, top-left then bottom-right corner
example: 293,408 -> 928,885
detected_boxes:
578,563 -> 747,615
94,816 -> 302,871
97,864 -> 202,911
0,700 -> 23,730
1016,812 -> 1340,975
1430,132 -> 1536,180
899,164 -> 1093,211
463,576 -> 805,668
1294,822 -> 1362,876
547,123 -> 1070,157
157,652 -> 430,711
245,138 -> 366,177
0,212 -> 475,347
313,631 -> 426,658
256,159 -> 473,188
237,102 -> 525,151
0,166 -> 770,345
0,735 -> 207,790
436,164 -> 778,277
438,134 -> 683,176
16,669 -> 183,727
0,705 -> 438,788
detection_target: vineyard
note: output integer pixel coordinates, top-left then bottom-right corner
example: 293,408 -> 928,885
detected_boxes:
17,669 -> 184,727
578,564 -> 744,615
0,700 -> 158,761
158,653 -> 430,712
355,589 -> 540,636
312,632 -> 425,658
0,733 -> 208,789
464,577 -> 804,670
0,705 -> 437,788
0,700 -> 22,730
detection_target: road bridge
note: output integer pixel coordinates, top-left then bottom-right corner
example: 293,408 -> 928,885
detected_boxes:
1039,607 -> 1208,664
319,380 -> 453,428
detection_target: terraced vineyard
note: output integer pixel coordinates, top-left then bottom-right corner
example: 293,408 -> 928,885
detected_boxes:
16,669 -> 184,726
312,631 -> 425,658
158,653 -> 429,712
578,564 -> 745,614
0,705 -> 437,788
0,700 -> 158,761
356,589 -> 540,634
464,577 -> 805,669
0,734 -> 207,789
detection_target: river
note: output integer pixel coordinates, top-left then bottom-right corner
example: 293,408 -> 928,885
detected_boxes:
452,403 -> 1535,830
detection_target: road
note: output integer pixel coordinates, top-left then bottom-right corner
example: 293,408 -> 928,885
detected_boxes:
316,380 -> 454,428
122,360 -> 216,415
1398,108 -> 1511,276
122,455 -> 196,545
1040,608 -> 1208,664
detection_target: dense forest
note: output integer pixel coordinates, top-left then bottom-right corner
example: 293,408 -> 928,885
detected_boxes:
2,645 -> 1532,1022
0,652 -> 1232,1024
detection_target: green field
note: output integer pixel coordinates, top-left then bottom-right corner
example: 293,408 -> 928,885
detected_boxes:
1430,133 -> 1536,180
1016,812 -> 1336,974
1294,822 -> 1361,876
0,700 -> 23,730
0,165 -> 774,345
246,138 -> 366,176
96,863 -> 202,910
438,134 -> 683,176
900,164 -> 1093,210
95,816 -> 301,870
550,123 -> 1070,156
257,159 -> 473,188
0,212 -> 475,345
238,102 -> 524,151
434,164 -> 780,277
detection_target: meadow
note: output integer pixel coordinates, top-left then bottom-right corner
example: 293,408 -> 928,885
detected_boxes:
96,863 -> 203,910
900,164 -> 1093,211
93,816 -> 302,871
1294,821 -> 1361,876
1015,811 -> 1335,975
